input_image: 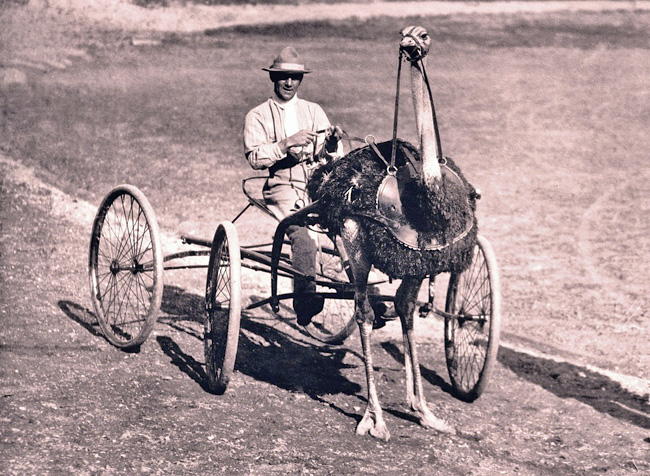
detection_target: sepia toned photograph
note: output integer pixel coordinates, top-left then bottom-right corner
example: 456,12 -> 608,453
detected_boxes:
1,0 -> 648,474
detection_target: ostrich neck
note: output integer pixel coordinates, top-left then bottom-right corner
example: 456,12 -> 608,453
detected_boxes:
410,60 -> 441,185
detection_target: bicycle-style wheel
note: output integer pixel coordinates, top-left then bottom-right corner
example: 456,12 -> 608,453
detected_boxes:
204,221 -> 241,394
444,234 -> 501,402
306,236 -> 356,345
88,184 -> 163,349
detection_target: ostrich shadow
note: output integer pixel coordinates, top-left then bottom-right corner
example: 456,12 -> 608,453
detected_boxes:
380,341 -> 456,396
498,346 -> 650,430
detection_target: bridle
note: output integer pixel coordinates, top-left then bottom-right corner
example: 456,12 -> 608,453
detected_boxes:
366,29 -> 444,176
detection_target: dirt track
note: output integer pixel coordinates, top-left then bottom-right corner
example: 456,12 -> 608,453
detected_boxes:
1,152 -> 649,474
1,2 -> 650,475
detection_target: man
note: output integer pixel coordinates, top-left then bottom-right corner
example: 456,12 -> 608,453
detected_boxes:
243,46 -> 343,326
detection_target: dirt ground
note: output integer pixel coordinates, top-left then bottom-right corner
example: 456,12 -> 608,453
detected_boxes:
1,1 -> 650,475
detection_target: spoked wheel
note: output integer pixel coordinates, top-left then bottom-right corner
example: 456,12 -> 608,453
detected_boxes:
306,236 -> 356,345
444,234 -> 501,402
204,221 -> 241,394
88,184 -> 163,349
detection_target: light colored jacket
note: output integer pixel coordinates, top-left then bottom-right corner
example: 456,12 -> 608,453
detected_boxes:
243,97 -> 343,219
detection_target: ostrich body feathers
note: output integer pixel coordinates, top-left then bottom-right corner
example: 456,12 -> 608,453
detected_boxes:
307,139 -> 478,279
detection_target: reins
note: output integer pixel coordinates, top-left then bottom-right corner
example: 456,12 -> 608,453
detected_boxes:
390,50 -> 404,171
332,39 -> 444,180
365,33 -> 444,177
364,49 -> 405,176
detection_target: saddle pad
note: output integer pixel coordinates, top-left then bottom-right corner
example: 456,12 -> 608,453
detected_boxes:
376,164 -> 471,251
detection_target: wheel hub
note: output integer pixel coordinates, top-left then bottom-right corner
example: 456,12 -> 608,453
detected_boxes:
130,258 -> 143,274
109,260 -> 120,275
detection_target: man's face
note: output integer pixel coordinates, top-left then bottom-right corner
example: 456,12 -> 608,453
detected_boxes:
271,72 -> 303,101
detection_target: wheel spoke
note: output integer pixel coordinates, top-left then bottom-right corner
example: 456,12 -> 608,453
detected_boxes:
444,236 -> 500,400
90,187 -> 162,348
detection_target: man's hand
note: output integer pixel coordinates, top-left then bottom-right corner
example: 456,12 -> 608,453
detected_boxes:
326,125 -> 344,141
325,125 -> 343,152
279,129 -> 317,154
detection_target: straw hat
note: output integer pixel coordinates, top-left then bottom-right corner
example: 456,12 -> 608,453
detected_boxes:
262,47 -> 311,74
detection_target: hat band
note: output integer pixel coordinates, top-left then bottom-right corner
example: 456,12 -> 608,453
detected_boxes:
272,62 -> 305,71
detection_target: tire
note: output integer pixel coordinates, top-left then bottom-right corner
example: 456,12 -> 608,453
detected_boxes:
204,221 -> 241,394
444,234 -> 501,402
305,236 -> 356,345
88,184 -> 163,349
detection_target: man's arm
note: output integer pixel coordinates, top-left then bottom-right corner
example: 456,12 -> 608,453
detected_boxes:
243,109 -> 284,170
244,108 -> 320,169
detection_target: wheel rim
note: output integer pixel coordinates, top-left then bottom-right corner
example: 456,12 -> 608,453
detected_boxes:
204,223 -> 241,394
90,189 -> 161,347
309,294 -> 355,344
445,239 -> 495,399
205,233 -> 231,380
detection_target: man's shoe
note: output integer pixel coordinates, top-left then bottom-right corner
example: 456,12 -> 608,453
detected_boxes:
372,304 -> 397,329
294,293 -> 325,326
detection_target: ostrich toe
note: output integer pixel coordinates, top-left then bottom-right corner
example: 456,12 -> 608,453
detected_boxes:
356,410 -> 391,442
418,408 -> 455,434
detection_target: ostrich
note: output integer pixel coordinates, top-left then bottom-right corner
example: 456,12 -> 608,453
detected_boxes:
307,26 -> 478,441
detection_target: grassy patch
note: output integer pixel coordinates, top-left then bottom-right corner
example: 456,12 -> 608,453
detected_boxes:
209,11 -> 650,49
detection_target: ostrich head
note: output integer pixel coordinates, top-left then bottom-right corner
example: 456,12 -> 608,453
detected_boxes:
399,26 -> 431,63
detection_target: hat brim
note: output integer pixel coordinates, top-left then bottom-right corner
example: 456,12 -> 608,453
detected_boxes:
263,66 -> 311,74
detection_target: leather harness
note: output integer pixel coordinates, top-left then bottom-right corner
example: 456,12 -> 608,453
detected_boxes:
366,39 -> 475,251
375,158 -> 474,251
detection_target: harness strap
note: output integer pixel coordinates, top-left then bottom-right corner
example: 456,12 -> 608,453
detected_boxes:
401,145 -> 420,178
390,51 -> 403,169
367,140 -> 388,167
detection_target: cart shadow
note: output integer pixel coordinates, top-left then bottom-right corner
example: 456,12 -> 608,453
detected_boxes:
155,316 -> 364,404
58,300 -> 102,337
155,286 -> 363,399
57,300 -> 145,353
161,285 -> 204,321
235,318 -> 362,397
498,346 -> 650,430
157,335 -> 212,392
155,315 -> 368,423
159,285 -> 205,340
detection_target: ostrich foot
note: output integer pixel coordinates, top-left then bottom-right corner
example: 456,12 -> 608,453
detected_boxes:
356,410 -> 391,441
417,407 -> 455,434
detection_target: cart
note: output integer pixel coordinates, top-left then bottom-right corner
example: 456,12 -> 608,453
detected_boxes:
88,179 -> 501,402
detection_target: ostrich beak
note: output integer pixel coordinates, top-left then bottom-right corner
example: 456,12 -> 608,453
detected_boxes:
399,26 -> 432,62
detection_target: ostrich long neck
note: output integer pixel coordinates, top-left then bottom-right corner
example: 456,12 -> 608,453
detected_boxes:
410,60 -> 441,186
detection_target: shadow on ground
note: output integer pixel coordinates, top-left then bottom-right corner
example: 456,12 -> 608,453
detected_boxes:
157,285 -> 362,398
160,285 -> 205,340
381,341 -> 455,397
498,346 -> 650,430
59,292 -> 650,431
58,300 -> 102,338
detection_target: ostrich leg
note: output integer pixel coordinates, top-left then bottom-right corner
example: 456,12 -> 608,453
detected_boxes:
340,219 -> 390,441
395,277 -> 455,434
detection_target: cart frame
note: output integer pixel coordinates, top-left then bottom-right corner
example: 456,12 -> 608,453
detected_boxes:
88,179 -> 501,401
